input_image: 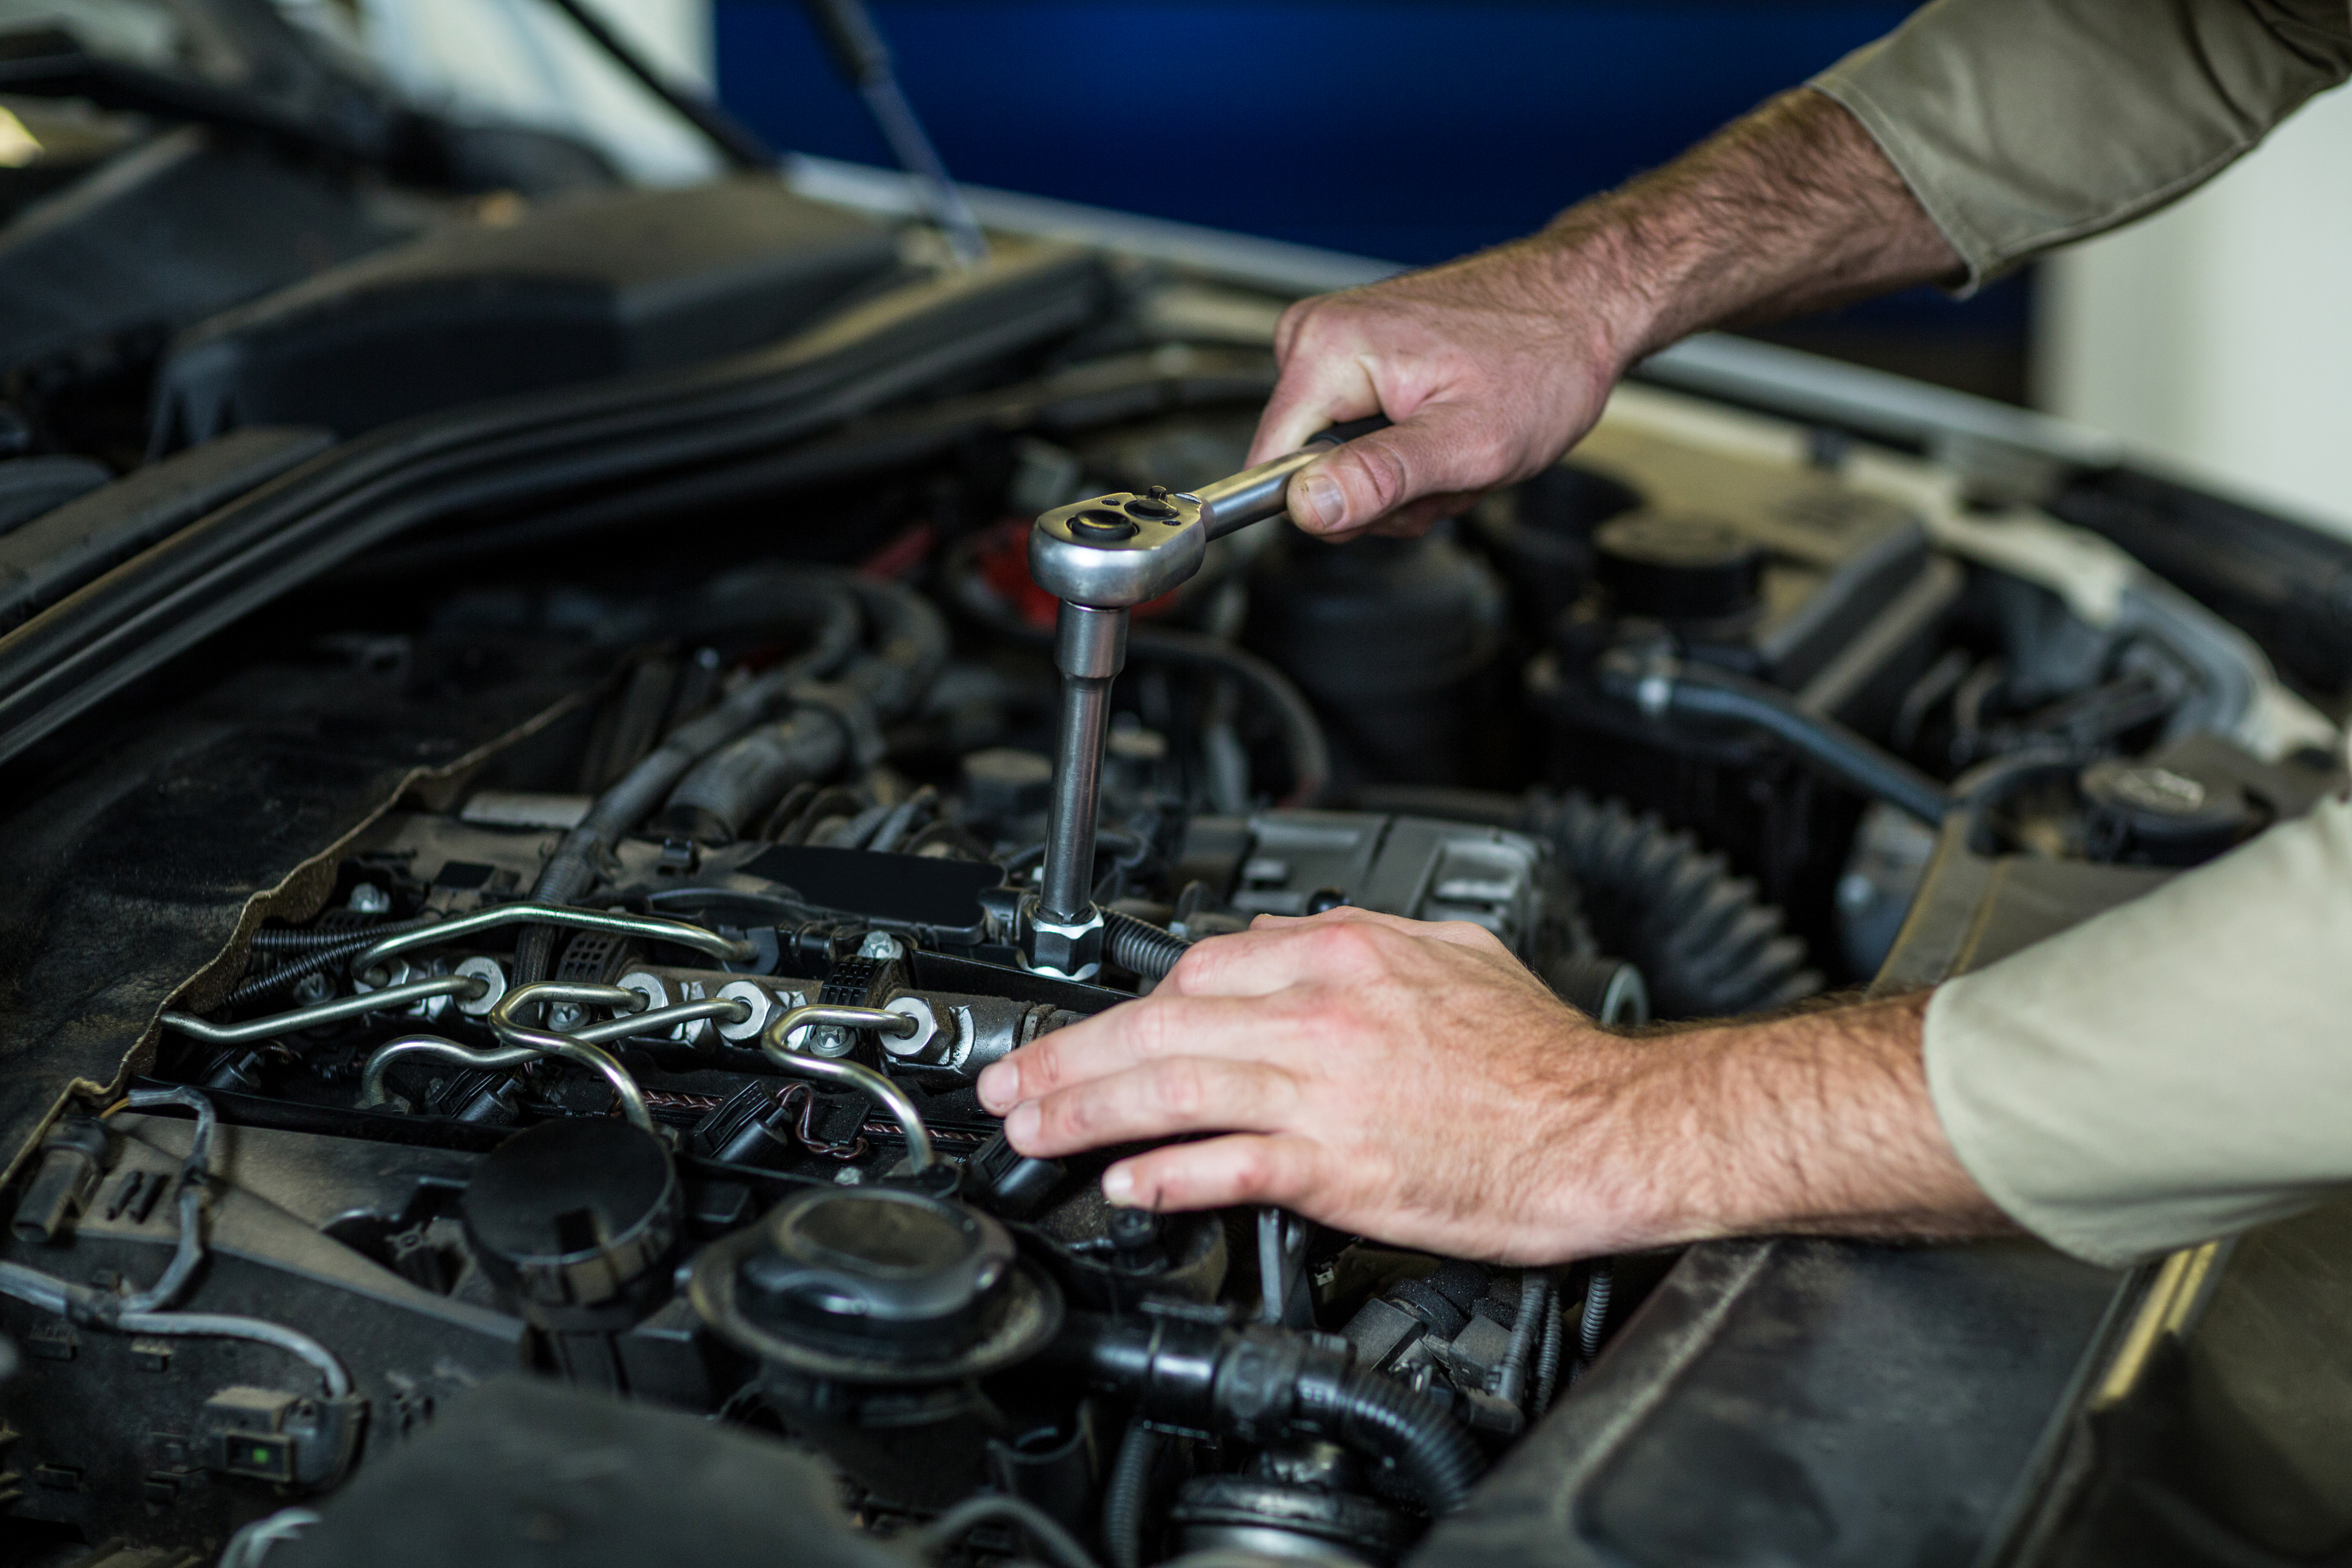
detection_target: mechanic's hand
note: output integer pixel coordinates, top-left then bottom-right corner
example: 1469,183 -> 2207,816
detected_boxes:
974,906 -> 1661,1263
975,907 -> 2000,1263
1247,237 -> 1639,542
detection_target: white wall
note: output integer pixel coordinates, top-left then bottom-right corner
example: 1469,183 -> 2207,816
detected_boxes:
2036,81 -> 2352,538
351,0 -> 720,186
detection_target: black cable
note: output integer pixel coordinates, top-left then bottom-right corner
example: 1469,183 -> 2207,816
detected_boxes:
516,575 -> 866,985
1599,653 -> 1952,825
1532,1294 -> 1565,1416
913,1495 -> 1100,1568
945,545 -> 1331,807
1577,1263 -> 1613,1367
1064,1312 -> 1484,1515
535,0 -> 775,169
1315,1367 -> 1485,1515
1126,626 -> 1331,809
1101,1419 -> 1160,1568
1492,1273 -> 1550,1407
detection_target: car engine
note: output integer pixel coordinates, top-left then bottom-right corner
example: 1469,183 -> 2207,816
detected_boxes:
0,15 -> 2348,1555
2,335 -> 2341,1565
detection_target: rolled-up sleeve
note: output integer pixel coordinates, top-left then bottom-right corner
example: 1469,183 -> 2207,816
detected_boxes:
1925,787 -> 2352,1267
1810,0 -> 2352,288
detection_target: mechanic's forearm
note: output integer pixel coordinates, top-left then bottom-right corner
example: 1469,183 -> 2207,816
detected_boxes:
1522,89 -> 1964,379
1580,991 -> 2014,1251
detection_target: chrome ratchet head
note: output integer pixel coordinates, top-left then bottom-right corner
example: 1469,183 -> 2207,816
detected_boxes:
1027,418 -> 1392,610
1028,485 -> 1207,609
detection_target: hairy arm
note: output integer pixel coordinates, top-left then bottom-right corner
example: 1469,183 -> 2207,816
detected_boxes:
976,909 -> 2008,1263
1252,88 -> 1963,539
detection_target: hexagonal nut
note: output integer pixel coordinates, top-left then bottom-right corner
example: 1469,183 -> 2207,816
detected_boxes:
1021,904 -> 1105,982
351,958 -> 413,994
715,980 -> 781,1044
454,956 -> 508,1017
356,957 -> 451,1021
879,995 -> 941,1060
617,969 -> 715,1047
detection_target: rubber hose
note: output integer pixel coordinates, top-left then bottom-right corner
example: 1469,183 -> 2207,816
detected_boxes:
837,574 -> 949,719
1492,1273 -> 1549,1407
517,576 -> 865,983
1317,1366 -> 1484,1515
1526,791 -> 1820,1019
1578,1264 -> 1613,1366
1532,1295 -> 1565,1416
1606,659 -> 1953,826
945,545 -> 1330,807
1102,1418 -> 1160,1568
658,707 -> 846,842
1126,626 -> 1331,808
1105,909 -> 1189,982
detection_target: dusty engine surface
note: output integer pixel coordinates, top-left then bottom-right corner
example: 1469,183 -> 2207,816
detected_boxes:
0,317 -> 2342,1568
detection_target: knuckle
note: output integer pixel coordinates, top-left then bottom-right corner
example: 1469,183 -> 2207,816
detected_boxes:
1439,918 -> 1504,951
1314,919 -> 1392,971
1166,941 -> 1218,991
1018,1037 -> 1065,1091
1047,1086 -> 1103,1143
1131,999 -> 1184,1061
1224,1142 -> 1274,1202
1348,441 -> 1414,513
1152,1058 -> 1209,1118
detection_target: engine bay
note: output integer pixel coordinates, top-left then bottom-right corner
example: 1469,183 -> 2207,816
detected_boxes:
1,318 -> 2342,1564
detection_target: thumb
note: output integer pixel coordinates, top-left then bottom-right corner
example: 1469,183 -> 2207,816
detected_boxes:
1284,403 -> 1503,537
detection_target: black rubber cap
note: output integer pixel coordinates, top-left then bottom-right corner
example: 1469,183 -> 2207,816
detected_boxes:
461,1119 -> 681,1311
737,1186 -> 1014,1356
2080,757 -> 2254,863
1593,511 -> 1763,620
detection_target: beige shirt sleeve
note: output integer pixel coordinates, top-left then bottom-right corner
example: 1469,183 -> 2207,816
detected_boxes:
1925,785 -> 2352,1267
1810,0 -> 2352,289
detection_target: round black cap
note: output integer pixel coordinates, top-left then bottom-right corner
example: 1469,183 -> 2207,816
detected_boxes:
736,1187 -> 1015,1357
1593,512 -> 1763,620
2080,757 -> 2254,860
461,1119 -> 681,1310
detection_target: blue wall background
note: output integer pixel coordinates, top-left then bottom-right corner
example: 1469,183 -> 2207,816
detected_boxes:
714,2 -> 2028,399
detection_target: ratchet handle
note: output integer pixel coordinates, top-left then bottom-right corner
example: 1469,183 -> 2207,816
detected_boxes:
1307,413 -> 1393,447
1193,414 -> 1394,541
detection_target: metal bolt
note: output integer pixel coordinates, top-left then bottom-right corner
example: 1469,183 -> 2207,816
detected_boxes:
805,1025 -> 857,1058
346,884 -> 392,915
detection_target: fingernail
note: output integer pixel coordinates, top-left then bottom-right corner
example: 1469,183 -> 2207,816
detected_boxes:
1004,1100 -> 1040,1147
1293,472 -> 1343,532
976,1060 -> 1016,1111
1101,1165 -> 1136,1205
